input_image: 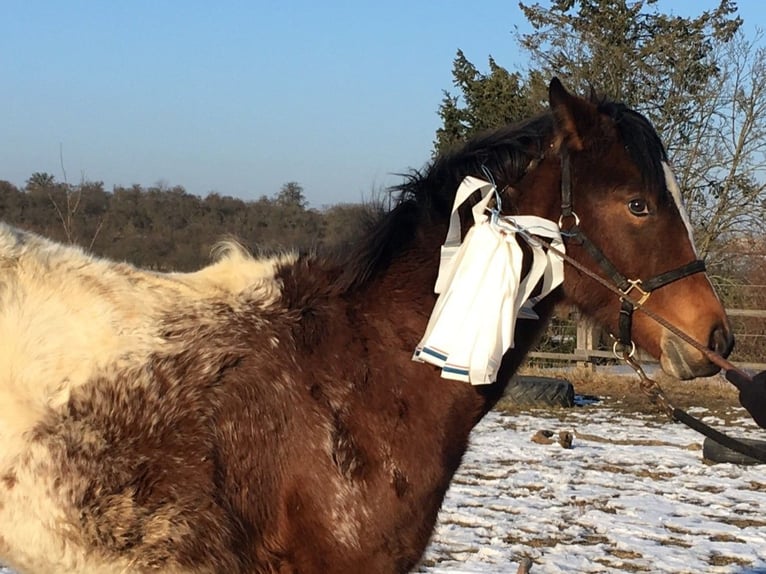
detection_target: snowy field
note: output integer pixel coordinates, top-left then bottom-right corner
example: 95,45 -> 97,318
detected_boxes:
2,401 -> 765,574
418,403 -> 766,574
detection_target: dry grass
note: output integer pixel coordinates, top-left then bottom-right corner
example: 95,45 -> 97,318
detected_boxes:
517,365 -> 741,417
717,516 -> 766,529
593,556 -> 652,573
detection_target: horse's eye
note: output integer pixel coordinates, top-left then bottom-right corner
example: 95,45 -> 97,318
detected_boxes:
628,198 -> 649,216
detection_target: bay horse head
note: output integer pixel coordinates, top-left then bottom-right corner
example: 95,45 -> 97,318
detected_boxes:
400,78 -> 732,381
537,78 -> 732,378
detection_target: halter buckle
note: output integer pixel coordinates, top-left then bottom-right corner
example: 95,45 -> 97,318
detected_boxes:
620,279 -> 651,306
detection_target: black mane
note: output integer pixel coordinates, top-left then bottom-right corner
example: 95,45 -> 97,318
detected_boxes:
396,112 -> 555,220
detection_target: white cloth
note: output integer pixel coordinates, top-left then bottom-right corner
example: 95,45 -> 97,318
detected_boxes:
413,176 -> 565,385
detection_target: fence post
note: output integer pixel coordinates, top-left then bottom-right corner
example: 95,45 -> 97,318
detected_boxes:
576,315 -> 596,370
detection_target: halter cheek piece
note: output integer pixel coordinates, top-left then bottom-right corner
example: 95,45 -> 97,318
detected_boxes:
557,148 -> 706,354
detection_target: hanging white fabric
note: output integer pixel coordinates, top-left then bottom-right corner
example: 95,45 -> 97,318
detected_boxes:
413,176 -> 565,385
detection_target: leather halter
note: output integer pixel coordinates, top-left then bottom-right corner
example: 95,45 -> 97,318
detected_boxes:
557,148 -> 707,351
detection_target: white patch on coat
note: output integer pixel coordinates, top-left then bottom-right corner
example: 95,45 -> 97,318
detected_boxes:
0,442 -> 138,574
328,480 -> 367,551
662,162 -> 697,255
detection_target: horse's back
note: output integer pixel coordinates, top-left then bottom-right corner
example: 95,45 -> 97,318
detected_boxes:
0,222 -> 448,573
0,223 -> 295,416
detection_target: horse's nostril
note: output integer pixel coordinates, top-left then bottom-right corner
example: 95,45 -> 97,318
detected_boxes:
709,324 -> 734,358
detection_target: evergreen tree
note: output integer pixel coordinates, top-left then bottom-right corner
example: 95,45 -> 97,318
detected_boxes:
435,51 -> 539,154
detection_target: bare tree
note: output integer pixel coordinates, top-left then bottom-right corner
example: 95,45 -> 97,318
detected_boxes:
43,146 -> 107,248
673,30 -> 766,263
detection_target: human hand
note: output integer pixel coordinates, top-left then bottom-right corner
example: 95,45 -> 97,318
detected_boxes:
726,369 -> 766,429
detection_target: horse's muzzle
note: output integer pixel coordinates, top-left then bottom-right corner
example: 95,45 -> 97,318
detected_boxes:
660,323 -> 734,380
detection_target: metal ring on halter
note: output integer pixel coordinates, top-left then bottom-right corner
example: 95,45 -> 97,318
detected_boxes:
558,211 -> 580,229
612,339 -> 636,359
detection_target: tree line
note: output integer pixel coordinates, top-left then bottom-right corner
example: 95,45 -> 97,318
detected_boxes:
0,176 -> 376,271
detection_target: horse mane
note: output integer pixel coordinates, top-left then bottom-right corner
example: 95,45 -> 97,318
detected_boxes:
336,113 -> 554,291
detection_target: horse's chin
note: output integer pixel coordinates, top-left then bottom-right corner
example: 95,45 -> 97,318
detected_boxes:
659,335 -> 721,380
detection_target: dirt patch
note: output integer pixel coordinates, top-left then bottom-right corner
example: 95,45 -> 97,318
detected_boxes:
573,431 -> 701,450
709,553 -> 752,567
593,558 -> 651,573
503,535 -> 562,548
586,462 -> 676,480
709,533 -> 746,543
658,537 -> 693,548
717,516 -> 766,529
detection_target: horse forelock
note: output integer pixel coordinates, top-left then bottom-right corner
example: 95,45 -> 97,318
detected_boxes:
596,100 -> 669,202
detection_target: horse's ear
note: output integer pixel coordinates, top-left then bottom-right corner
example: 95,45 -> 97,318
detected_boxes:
548,77 -> 588,151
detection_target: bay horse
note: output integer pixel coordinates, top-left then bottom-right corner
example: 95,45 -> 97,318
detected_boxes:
0,79 -> 732,573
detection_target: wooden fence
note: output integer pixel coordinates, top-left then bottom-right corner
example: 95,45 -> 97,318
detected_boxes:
527,308 -> 766,371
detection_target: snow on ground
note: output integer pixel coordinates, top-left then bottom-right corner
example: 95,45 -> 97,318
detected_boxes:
418,402 -> 766,574
2,402 -> 765,574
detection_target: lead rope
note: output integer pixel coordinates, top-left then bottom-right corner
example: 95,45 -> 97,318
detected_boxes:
623,351 -> 766,463
528,233 -> 766,463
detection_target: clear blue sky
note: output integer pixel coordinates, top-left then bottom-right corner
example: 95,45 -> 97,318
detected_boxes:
2,1 -> 764,207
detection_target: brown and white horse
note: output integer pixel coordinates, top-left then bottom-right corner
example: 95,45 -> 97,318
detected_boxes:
0,79 -> 732,573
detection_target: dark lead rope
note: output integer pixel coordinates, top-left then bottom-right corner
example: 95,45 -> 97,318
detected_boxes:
673,409 -> 766,462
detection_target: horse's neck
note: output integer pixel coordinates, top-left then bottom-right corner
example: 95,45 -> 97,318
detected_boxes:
352,222 -> 561,415
360,227 -> 443,347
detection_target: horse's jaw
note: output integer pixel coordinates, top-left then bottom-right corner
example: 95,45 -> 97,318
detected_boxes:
658,334 -> 721,380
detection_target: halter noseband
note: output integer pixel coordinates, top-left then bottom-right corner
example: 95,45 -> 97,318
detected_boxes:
557,148 -> 706,353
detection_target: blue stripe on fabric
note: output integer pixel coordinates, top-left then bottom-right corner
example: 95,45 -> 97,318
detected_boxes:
420,347 -> 448,362
442,365 -> 469,377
